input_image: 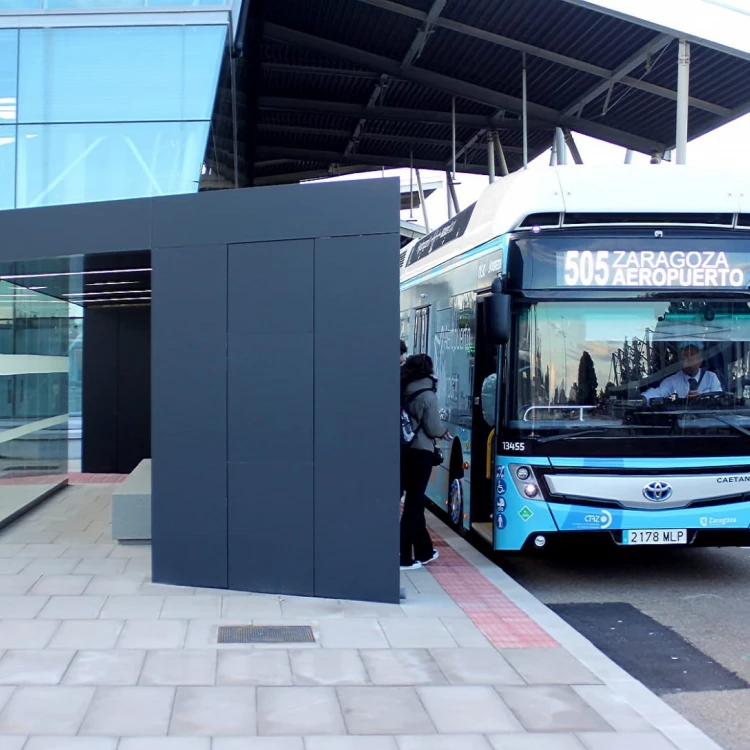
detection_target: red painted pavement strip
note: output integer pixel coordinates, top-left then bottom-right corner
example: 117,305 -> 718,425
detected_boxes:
425,530 -> 558,649
69,473 -> 127,485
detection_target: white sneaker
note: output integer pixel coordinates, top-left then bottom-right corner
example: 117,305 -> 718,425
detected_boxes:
400,560 -> 422,571
420,550 -> 440,566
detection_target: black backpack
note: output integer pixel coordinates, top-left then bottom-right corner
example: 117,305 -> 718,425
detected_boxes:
400,387 -> 434,447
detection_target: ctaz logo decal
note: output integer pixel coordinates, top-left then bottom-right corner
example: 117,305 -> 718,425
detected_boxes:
643,481 -> 673,502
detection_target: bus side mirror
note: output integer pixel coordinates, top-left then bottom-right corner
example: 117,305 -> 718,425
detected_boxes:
485,278 -> 511,346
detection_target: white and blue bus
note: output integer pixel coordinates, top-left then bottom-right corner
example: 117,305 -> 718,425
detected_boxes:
400,166 -> 750,551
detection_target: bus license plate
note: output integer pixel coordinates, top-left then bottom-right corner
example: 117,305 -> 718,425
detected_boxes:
625,529 -> 687,545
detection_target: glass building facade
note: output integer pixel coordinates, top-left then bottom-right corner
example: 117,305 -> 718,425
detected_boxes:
0,2 -> 235,511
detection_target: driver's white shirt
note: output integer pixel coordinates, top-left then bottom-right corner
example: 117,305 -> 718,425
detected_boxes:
643,369 -> 722,401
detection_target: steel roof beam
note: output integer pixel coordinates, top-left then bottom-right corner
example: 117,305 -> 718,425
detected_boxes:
257,96 -> 546,130
353,0 -> 729,116
258,121 -> 524,152
265,23 -> 665,153
344,0 -> 446,160
263,63 -> 382,79
255,145 -> 491,174
254,165 -> 380,186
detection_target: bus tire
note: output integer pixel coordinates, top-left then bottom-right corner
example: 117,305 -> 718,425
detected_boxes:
449,477 -> 463,527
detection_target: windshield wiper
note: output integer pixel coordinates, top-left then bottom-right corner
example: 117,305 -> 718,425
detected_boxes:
535,425 -> 664,444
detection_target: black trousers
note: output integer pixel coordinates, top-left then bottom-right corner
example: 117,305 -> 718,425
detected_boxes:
400,448 -> 435,565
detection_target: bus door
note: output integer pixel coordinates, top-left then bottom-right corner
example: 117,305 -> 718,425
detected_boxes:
469,298 -> 498,544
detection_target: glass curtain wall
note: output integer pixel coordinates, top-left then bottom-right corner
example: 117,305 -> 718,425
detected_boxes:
0,282 -> 70,520
0,23 -> 227,209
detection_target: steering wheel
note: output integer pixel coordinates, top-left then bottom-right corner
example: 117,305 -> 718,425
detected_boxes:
688,391 -> 735,408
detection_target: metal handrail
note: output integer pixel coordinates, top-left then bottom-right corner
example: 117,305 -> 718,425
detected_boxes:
522,405 -> 597,422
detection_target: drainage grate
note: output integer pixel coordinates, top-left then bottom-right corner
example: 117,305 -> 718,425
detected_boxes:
217,625 -> 315,644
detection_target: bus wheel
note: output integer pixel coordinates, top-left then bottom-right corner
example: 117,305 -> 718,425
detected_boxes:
449,477 -> 463,527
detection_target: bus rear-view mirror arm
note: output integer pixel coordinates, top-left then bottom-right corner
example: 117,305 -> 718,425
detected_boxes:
485,276 -> 511,346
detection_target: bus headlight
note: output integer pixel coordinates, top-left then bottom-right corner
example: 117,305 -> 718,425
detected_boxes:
524,483 -> 539,498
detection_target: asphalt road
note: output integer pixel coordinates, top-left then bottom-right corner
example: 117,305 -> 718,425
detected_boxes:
499,545 -> 750,750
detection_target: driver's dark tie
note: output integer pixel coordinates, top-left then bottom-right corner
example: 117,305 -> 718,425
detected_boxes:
688,377 -> 698,391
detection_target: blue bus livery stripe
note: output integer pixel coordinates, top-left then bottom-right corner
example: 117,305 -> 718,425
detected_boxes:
400,237 -> 505,291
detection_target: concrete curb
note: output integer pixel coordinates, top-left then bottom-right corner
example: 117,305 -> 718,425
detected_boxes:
426,513 -> 724,750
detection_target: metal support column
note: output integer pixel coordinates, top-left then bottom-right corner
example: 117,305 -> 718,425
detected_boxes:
448,176 -> 460,216
487,132 -> 495,183
415,167 -> 429,232
554,128 -> 567,166
624,149 -> 634,165
676,39 -> 690,165
445,170 -> 453,219
563,129 -> 583,165
492,132 -> 509,176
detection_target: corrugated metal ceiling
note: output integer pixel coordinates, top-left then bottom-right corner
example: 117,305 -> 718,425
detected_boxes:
222,0 -> 750,187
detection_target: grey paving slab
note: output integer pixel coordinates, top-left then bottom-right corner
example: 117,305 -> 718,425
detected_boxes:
280,596 -> 345,619
397,736 -> 492,750
73,558 -> 129,576
119,739 -> 210,750
307,738 -> 399,749
0,649 -> 74,684
0,619 -> 60,649
140,649 -> 217,686
169,686 -> 256,736
577,732 -> 679,750
439,617 -> 493,648
0,545 -> 27,558
49,619 -> 124,649
340,600 -> 405,619
63,650 -> 146,686
486,734 -> 586,750
160,596 -> 221,619
23,739 -> 118,750
429,648 -> 525,686
0,737 -> 26,750
0,559 -> 28,574
574,684 -> 653,732
418,686 -> 523,734
116,620 -> 187,649
497,686 -> 614,733
337,686 -> 435,735
0,686 -> 15,712
84,575 -> 146,595
0,685 -> 95,734
217,650 -> 293,686
30,575 -> 92,595
212,739 -> 304,750
21,545 -> 68,559
79,686 -> 175,736
61,543 -> 115,559
221,595 -> 283,620
499,648 -> 602,685
360,649 -> 447,686
38,595 -> 106,619
289,648 -> 368,686
379,619 -> 457,649
257,687 -> 346,735
0,595 -> 48,618
22,559 -> 81,576
99,595 -> 164,619
318,619 -> 389,649
0,574 -> 40,594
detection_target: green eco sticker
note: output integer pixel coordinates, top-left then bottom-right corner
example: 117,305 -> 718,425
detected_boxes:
518,506 -> 534,522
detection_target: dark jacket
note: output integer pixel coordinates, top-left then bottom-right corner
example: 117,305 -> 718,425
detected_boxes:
403,377 -> 446,452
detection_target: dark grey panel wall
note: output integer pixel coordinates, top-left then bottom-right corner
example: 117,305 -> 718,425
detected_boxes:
227,241 -> 314,595
151,244 -> 228,589
314,236 -> 401,602
82,306 -> 151,474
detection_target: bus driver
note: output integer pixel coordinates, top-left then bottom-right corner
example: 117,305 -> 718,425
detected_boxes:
642,344 -> 722,402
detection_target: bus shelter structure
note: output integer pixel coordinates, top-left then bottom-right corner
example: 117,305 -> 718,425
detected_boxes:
211,0 -> 750,195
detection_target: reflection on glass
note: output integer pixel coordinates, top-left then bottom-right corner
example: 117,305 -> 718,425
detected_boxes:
16,121 -> 210,208
0,30 -> 18,123
19,25 -> 226,123
511,300 -> 750,441
0,281 -> 69,518
0,125 -> 14,210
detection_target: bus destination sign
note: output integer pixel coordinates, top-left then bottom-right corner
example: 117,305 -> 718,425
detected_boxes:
557,250 -> 749,289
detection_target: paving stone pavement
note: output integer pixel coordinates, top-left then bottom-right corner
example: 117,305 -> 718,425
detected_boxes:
0,483 -> 724,749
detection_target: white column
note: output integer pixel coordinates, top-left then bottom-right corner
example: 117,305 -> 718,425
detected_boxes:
676,39 -> 690,165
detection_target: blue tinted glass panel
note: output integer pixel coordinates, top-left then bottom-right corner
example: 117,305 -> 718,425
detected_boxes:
19,25 -> 226,123
0,31 -> 18,124
0,1 -> 41,9
16,121 -> 209,208
0,126 -> 15,210
147,0 -> 228,5
44,0 -> 142,6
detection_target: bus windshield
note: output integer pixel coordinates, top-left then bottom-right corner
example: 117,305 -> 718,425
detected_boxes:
509,299 -> 750,442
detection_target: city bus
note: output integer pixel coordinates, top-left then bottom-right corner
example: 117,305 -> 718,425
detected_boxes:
400,166 -> 750,551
